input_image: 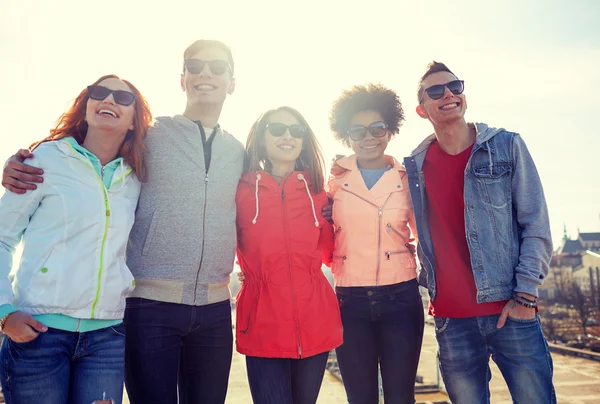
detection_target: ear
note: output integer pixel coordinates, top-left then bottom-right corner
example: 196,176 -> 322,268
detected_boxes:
180,74 -> 185,92
228,78 -> 236,95
416,104 -> 428,119
129,120 -> 135,131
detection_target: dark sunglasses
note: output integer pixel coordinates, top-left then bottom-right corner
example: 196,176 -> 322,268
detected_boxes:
266,122 -> 307,139
347,121 -> 388,141
87,85 -> 136,106
421,80 -> 464,102
184,59 -> 232,76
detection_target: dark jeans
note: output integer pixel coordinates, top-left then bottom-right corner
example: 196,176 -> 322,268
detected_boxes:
0,324 -> 126,404
123,298 -> 233,404
435,314 -> 556,404
335,279 -> 424,404
246,351 -> 329,404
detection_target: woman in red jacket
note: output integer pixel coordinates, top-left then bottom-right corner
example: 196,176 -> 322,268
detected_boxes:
235,106 -> 343,404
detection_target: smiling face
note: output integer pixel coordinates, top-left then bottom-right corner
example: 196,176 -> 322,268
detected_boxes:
263,110 -> 304,168
417,71 -> 467,126
180,46 -> 235,109
349,110 -> 390,167
85,77 -> 135,134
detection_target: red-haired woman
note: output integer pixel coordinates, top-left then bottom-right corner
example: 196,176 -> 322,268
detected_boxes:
0,75 -> 152,404
235,106 -> 342,404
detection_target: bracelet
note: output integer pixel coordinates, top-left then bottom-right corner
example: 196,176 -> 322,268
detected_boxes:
514,293 -> 536,304
0,313 -> 12,330
513,295 -> 537,309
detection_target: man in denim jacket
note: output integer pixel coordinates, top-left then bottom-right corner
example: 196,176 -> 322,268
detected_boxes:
404,61 -> 555,403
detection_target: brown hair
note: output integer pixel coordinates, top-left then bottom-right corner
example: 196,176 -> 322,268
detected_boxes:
30,74 -> 153,181
244,106 -> 325,194
183,39 -> 235,76
329,83 -> 404,147
417,61 -> 457,103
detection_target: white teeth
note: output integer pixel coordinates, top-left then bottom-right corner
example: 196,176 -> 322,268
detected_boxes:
195,84 -> 216,91
441,103 -> 458,110
279,145 -> 294,150
98,109 -> 117,118
363,144 -> 378,149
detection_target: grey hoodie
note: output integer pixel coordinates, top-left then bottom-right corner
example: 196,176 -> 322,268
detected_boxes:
126,115 -> 245,306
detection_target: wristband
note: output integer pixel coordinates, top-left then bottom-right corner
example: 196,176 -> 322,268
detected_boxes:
513,295 -> 537,309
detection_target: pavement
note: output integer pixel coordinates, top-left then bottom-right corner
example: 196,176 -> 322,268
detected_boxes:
121,321 -> 600,403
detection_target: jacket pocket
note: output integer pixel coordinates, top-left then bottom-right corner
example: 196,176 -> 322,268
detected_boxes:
384,251 -> 416,269
236,290 -> 259,335
472,163 -> 511,209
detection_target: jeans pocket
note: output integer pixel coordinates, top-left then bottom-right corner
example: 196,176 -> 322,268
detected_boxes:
434,317 -> 450,334
109,324 -> 126,337
507,315 -> 538,324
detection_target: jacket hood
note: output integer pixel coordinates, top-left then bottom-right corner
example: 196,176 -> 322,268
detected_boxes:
409,122 -> 505,157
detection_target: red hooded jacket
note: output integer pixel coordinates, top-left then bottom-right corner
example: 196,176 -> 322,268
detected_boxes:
235,171 -> 342,359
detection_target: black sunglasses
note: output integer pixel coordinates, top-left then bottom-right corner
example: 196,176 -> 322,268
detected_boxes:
347,121 -> 388,141
421,80 -> 465,102
266,122 -> 307,139
184,59 -> 232,76
87,85 -> 136,106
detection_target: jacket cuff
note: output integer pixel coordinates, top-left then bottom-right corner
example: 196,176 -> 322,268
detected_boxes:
514,277 -> 540,299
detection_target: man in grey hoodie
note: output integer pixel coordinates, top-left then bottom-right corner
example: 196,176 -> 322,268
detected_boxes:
404,61 -> 556,403
2,40 -> 245,404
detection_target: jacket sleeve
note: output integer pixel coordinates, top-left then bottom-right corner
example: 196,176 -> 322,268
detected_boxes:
0,173 -> 45,308
511,134 -> 552,298
320,221 -> 335,268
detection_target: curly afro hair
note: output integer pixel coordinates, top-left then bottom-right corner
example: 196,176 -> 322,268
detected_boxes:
329,83 -> 404,147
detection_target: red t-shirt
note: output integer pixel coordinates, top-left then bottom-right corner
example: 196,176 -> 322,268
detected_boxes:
423,140 -> 507,318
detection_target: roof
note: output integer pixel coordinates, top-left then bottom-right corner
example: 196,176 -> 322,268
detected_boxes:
579,232 -> 600,242
559,239 -> 584,254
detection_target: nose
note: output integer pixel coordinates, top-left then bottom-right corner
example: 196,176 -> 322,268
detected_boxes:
101,93 -> 116,105
442,85 -> 454,99
199,63 -> 213,78
280,129 -> 293,139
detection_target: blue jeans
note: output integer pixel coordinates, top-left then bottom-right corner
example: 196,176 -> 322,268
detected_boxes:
0,324 -> 126,404
246,351 -> 329,404
434,314 -> 556,404
123,298 -> 233,404
335,279 -> 424,404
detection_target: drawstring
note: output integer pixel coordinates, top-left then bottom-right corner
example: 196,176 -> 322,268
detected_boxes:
487,141 -> 493,174
297,173 -> 319,227
252,173 -> 261,224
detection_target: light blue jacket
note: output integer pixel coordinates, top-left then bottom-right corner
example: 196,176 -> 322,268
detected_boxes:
0,139 -> 140,320
404,123 -> 552,303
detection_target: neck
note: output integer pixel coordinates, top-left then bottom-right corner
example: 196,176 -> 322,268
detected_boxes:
357,155 -> 387,170
433,119 -> 476,155
270,161 -> 296,179
82,129 -> 125,165
183,103 -> 222,128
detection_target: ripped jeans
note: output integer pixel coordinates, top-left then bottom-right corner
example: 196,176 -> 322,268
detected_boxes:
0,324 -> 126,404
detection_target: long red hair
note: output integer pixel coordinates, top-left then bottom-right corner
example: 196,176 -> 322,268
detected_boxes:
30,74 -> 153,181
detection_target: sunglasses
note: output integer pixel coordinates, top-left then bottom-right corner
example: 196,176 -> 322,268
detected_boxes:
266,122 -> 307,139
87,85 -> 136,106
347,121 -> 388,141
184,59 -> 232,76
421,80 -> 465,102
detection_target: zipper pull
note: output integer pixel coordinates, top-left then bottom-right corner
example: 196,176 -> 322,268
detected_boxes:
106,210 -> 111,216
386,252 -> 391,260
205,174 -> 209,183
387,223 -> 392,231
379,207 -> 383,216
101,166 -> 105,179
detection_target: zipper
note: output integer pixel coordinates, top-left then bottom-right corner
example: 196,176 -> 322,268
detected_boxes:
281,174 -> 303,358
65,144 -> 111,319
101,165 -> 105,181
385,251 -> 410,260
340,189 -> 391,286
375,195 -> 392,286
387,223 -> 409,243
76,319 -> 81,333
193,172 -> 210,302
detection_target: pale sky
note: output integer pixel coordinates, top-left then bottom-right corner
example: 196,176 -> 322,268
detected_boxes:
1,0 -> 599,249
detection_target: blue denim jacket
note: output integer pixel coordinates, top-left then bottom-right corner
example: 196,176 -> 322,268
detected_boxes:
403,123 -> 552,303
